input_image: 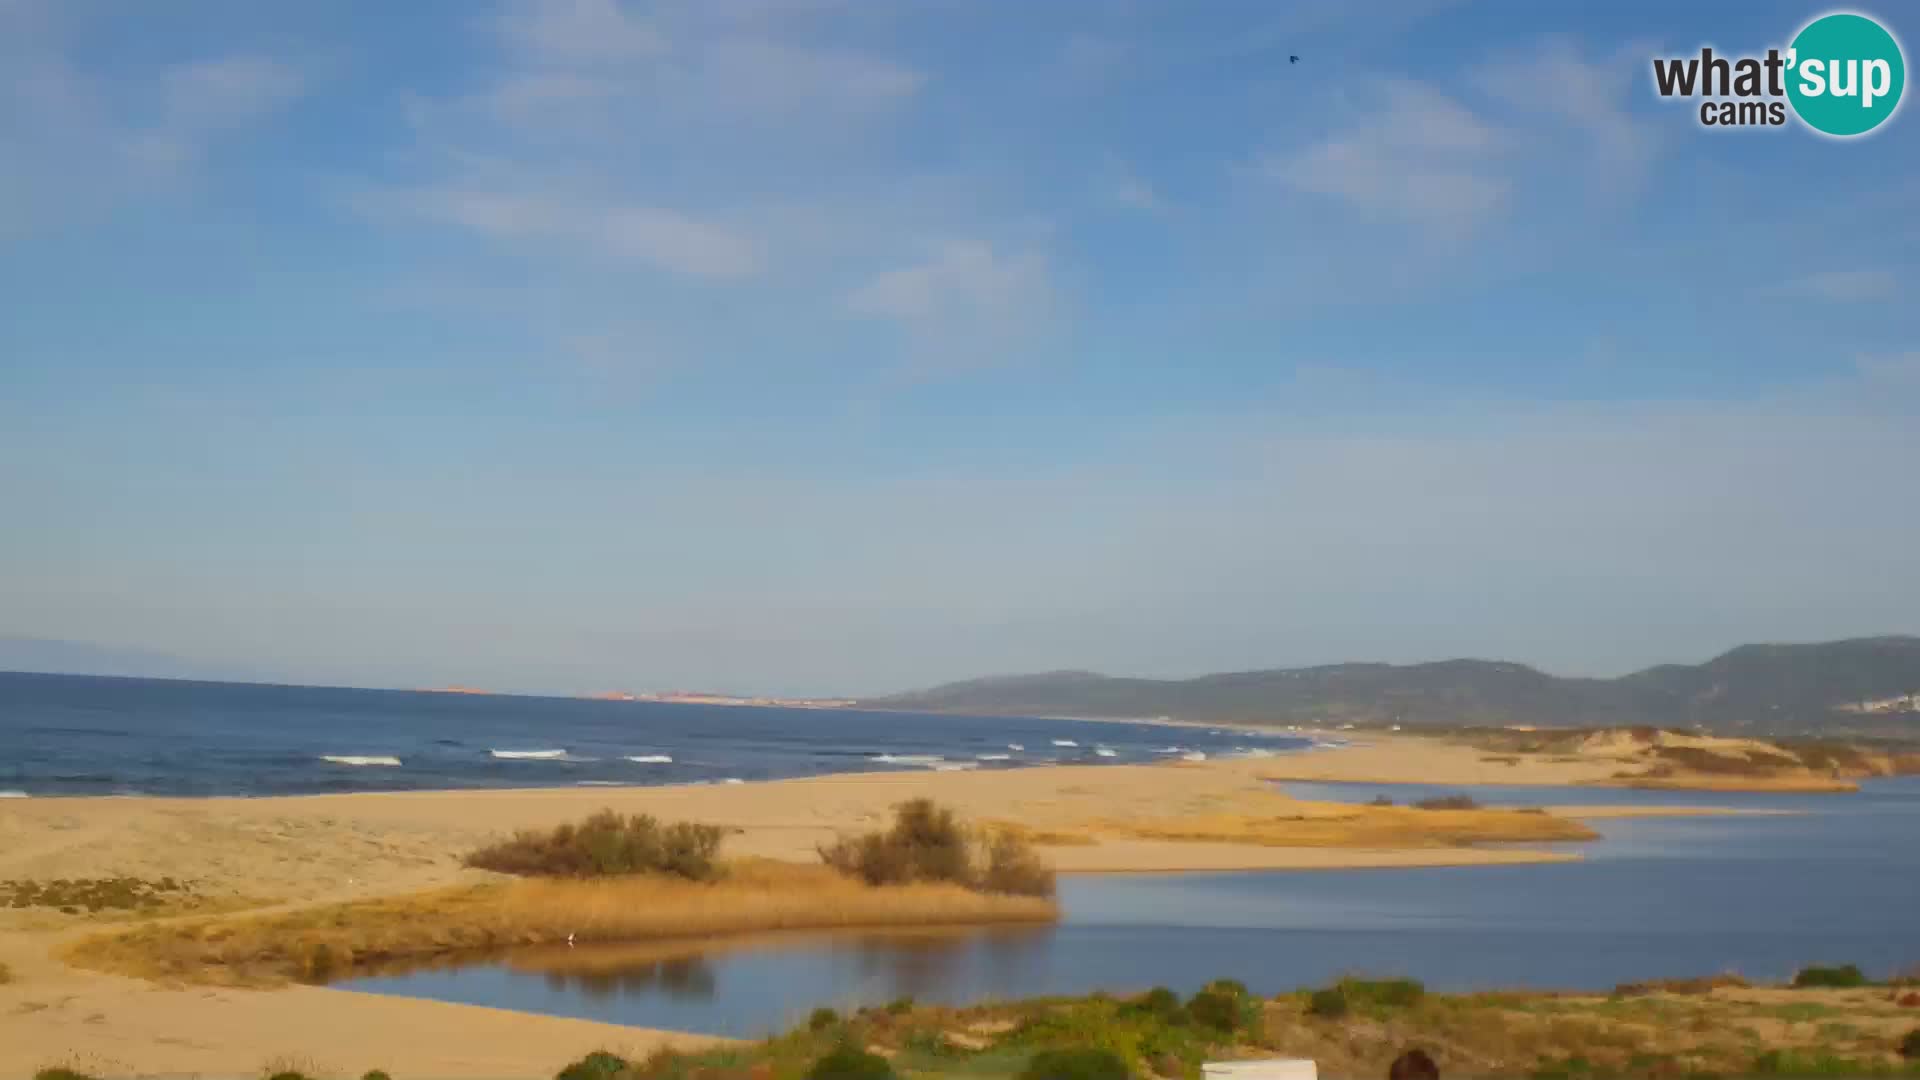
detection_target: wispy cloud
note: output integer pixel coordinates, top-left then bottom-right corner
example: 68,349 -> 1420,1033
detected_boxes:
1475,38 -> 1658,197
0,5 -> 303,231
1787,269 -> 1899,303
1261,80 -> 1508,234
846,239 -> 1057,373
374,186 -> 763,279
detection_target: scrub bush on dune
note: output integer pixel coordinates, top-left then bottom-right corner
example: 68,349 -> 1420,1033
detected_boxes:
819,799 -> 1056,898
465,811 -> 725,881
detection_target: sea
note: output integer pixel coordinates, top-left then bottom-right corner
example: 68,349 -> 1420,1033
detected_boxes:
0,670 -> 1309,797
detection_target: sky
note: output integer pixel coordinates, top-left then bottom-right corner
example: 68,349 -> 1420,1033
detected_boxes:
2,0 -> 1917,697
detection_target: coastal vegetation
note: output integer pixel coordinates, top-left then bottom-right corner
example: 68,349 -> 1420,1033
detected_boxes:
463,811 -> 727,881
27,971 -> 1920,1080
520,974 -> 1920,1080
819,799 -> 1056,898
2,875 -> 195,914
60,858 -> 1056,987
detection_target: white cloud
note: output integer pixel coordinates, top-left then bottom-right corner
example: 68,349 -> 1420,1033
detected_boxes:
386,186 -> 762,279
845,240 -> 1057,374
1788,269 -> 1898,302
161,56 -> 305,132
492,0 -> 666,64
1475,38 -> 1658,196
1261,80 -> 1508,233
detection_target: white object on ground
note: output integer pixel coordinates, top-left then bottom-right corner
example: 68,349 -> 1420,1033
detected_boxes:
1202,1060 -> 1317,1080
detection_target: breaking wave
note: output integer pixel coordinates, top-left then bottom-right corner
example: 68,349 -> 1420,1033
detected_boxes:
490,749 -> 568,760
320,755 -> 402,767
625,754 -> 674,764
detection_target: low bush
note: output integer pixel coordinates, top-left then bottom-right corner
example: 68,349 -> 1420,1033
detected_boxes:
806,1042 -> 897,1080
2,876 -> 192,912
1125,986 -> 1185,1022
809,1006 -> 841,1031
1187,979 -> 1257,1034
1308,987 -> 1350,1019
1902,1029 -> 1920,1061
886,996 -> 916,1015
466,811 -> 724,881
819,799 -> 1055,898
1412,794 -> 1482,811
34,1070 -> 100,1080
1793,964 -> 1868,989
1019,1047 -> 1133,1080
556,1050 -> 631,1080
1339,976 -> 1426,1009
362,1071 -> 392,1080
0,959 -> 13,984
1614,973 -> 1749,997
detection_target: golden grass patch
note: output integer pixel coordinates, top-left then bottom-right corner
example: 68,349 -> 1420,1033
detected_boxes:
61,859 -> 1057,986
1087,804 -> 1597,848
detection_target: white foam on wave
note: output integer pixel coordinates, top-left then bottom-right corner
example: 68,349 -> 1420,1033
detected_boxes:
1180,751 -> 1208,762
722,777 -> 746,785
320,755 -> 402,767
0,790 -> 28,798
625,754 -> 674,764
490,749 -> 568,760
1093,747 -> 1118,758
932,762 -> 978,772
1007,743 -> 1025,751
1231,747 -> 1276,759
976,753 -> 1013,761
576,780 -> 624,786
1051,739 -> 1078,748
1153,746 -> 1185,754
871,753 -> 945,767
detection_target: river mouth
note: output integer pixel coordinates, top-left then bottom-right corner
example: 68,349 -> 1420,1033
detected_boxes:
336,779 -> 1920,1038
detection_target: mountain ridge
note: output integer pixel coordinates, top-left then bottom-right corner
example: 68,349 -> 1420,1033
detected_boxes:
869,636 -> 1920,735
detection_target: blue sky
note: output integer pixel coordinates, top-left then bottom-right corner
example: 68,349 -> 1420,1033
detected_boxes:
3,0 -> 1917,695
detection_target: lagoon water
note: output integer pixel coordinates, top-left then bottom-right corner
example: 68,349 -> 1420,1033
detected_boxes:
345,778 -> 1920,1038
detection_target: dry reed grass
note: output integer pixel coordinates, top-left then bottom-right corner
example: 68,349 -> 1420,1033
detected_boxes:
61,859 -> 1056,987
1088,804 -> 1597,848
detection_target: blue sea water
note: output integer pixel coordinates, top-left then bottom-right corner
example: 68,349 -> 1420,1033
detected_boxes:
0,670 -> 1307,797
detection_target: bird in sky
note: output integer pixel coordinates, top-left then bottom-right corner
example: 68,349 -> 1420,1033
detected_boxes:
1289,55 -> 1300,64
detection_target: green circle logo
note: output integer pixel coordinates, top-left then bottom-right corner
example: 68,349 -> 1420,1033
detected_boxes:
1787,13 -> 1906,137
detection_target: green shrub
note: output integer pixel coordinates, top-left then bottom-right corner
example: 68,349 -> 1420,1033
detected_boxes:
468,811 -> 724,881
885,996 -> 915,1015
556,1050 -> 631,1080
818,800 -> 1054,898
1187,981 -> 1255,1034
264,1073 -> 315,1080
809,1007 -> 841,1031
1792,964 -> 1868,989
1902,1029 -> 1920,1061
1019,1047 -> 1133,1080
1127,986 -> 1185,1022
1307,987 -> 1350,1019
981,830 -> 1058,898
34,1070 -> 101,1080
1752,1048 -> 1887,1074
1339,976 -> 1425,1009
362,1072 -> 393,1080
806,1042 -> 897,1080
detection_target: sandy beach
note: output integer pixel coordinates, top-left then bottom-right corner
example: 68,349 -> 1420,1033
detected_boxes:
0,735 -> 1799,1077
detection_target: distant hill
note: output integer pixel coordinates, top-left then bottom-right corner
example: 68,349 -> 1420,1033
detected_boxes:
870,637 -> 1920,736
